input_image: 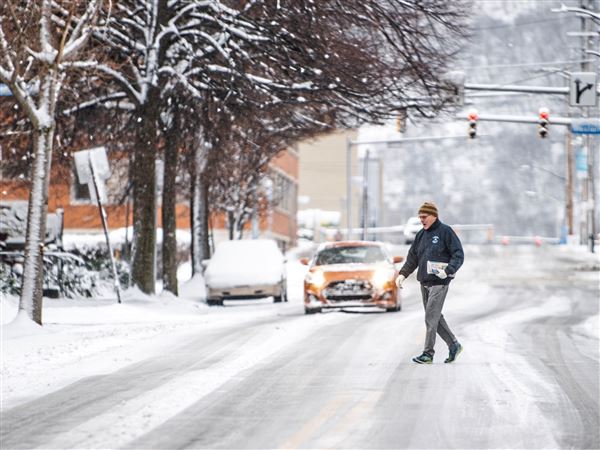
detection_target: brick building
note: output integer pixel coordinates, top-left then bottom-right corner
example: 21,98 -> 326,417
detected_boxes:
0,96 -> 299,249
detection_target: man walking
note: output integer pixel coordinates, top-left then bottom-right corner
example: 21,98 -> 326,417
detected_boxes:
396,202 -> 464,364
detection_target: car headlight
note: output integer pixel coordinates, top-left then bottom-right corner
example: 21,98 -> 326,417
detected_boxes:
305,270 -> 326,288
372,268 -> 394,289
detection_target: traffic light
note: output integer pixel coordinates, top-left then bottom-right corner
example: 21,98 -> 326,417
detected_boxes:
396,109 -> 407,133
538,107 -> 549,138
467,109 -> 478,139
444,70 -> 465,106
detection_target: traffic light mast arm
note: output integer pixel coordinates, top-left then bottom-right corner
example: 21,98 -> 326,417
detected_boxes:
458,113 -> 573,126
465,83 -> 600,96
465,83 -> 570,95
349,135 -> 482,146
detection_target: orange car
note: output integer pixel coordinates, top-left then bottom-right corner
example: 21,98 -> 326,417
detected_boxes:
300,241 -> 404,314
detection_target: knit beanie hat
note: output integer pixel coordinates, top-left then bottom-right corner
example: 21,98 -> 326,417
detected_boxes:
418,201 -> 438,217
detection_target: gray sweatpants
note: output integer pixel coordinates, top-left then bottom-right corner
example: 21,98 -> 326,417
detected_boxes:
420,285 -> 457,356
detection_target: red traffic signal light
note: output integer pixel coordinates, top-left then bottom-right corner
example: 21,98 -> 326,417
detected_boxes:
538,107 -> 549,138
467,109 -> 478,139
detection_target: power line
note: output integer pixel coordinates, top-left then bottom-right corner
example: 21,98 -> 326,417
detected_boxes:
460,59 -> 593,71
471,16 -> 572,32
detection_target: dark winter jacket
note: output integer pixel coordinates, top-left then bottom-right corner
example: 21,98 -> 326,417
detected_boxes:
399,218 -> 464,286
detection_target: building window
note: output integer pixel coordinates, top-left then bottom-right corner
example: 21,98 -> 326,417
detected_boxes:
271,170 -> 296,214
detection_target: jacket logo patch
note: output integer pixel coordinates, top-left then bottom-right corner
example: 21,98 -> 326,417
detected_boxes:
432,236 -> 440,244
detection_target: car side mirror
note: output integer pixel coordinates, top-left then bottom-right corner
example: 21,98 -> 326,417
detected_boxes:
299,257 -> 309,265
393,256 -> 404,264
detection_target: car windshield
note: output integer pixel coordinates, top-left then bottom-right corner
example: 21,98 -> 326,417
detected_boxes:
314,245 -> 387,266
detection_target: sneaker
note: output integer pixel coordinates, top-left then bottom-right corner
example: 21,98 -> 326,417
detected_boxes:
444,342 -> 463,363
412,352 -> 433,364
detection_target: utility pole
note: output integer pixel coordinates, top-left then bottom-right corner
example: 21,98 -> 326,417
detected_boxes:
362,149 -> 370,241
567,131 -> 575,236
463,2 -> 600,250
346,137 -> 353,240
579,0 -> 598,251
346,135 -> 480,241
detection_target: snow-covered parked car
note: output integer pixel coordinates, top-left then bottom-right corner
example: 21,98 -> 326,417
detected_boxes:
403,216 -> 423,244
204,239 -> 287,306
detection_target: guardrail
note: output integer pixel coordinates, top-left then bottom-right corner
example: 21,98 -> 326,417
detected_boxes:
314,224 -> 567,247
497,235 -> 561,246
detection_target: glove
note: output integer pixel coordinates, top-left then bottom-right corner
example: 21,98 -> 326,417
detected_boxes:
395,274 -> 406,288
435,269 -> 448,280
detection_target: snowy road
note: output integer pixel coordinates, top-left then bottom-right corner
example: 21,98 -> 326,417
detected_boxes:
1,245 -> 599,449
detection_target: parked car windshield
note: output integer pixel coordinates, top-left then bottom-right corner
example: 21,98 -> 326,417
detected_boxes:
407,217 -> 421,226
314,245 -> 387,266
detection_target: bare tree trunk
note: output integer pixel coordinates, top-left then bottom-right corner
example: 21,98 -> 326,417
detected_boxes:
201,178 -> 210,257
190,184 -> 196,274
162,118 -> 179,295
191,164 -> 211,273
127,0 -> 170,294
236,213 -> 245,240
131,93 -> 159,294
227,210 -> 235,240
2,1 -> 101,324
19,125 -> 54,324
237,221 -> 244,240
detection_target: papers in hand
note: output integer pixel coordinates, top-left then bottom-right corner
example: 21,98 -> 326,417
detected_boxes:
427,261 -> 453,277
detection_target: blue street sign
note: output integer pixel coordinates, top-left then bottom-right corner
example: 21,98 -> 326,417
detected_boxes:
575,150 -> 587,172
571,118 -> 600,134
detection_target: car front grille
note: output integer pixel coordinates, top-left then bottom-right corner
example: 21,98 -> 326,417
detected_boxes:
323,279 -> 373,301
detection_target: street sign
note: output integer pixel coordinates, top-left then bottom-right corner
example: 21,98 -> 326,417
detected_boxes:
569,72 -> 598,107
571,118 -> 600,134
444,71 -> 465,106
74,147 -> 110,203
575,149 -> 587,172
72,146 -> 121,304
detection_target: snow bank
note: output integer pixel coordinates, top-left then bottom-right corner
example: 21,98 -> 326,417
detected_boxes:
577,314 -> 600,340
2,310 -> 46,339
179,273 -> 207,300
1,292 -> 209,408
62,227 -> 192,251
1,294 -> 19,324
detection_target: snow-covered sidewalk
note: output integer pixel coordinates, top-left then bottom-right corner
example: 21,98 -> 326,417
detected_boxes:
1,256 -> 310,409
3,292 -> 197,406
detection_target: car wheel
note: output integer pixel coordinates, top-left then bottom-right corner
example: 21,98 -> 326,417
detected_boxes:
274,282 -> 287,303
207,298 -> 223,306
386,302 -> 401,312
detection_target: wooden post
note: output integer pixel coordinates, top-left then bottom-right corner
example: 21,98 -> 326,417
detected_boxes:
566,131 -> 574,236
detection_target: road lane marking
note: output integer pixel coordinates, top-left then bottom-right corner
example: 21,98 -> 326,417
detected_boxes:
316,390 -> 383,449
278,394 -> 348,449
